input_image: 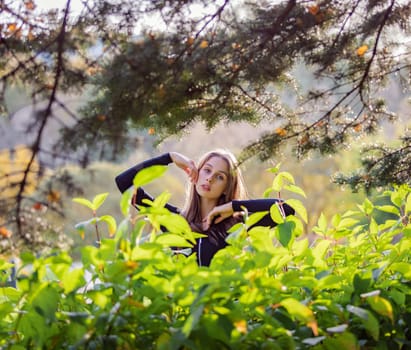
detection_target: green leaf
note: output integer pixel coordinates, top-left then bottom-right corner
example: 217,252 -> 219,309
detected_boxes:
157,213 -> 192,234
153,191 -> 172,208
287,215 -> 304,236
115,218 -> 130,242
376,205 -> 400,215
285,199 -> 307,223
182,286 -> 208,336
227,222 -> 244,234
20,251 -> 36,264
245,211 -> 269,228
0,287 -> 22,303
313,212 -> 327,236
268,163 -> 281,174
98,215 -> 117,236
270,203 -> 285,224
283,184 -> 306,198
74,218 -> 97,239
316,274 -> 344,291
263,188 -> 273,198
272,171 -> 295,192
182,303 -> 205,337
92,192 -> 109,210
133,165 -> 167,188
311,239 -> 331,260
272,174 -> 284,192
19,312 -> 47,344
99,238 -> 117,261
131,219 -> 148,245
120,189 -> 133,217
323,332 -> 358,349
406,193 -> 411,214
363,198 -> 374,215
0,304 -> 14,318
347,304 -> 379,340
367,295 -> 393,322
388,289 -> 405,306
86,289 -> 112,309
202,314 -> 233,345
0,260 -> 14,272
155,233 -> 193,247
75,224 -> 85,239
369,218 -> 378,235
248,226 -> 275,252
331,213 -> 341,227
402,226 -> 411,237
336,217 -> 359,229
30,284 -> 59,321
390,190 -> 403,207
81,245 -> 103,268
279,171 -> 295,184
280,298 -> 315,323
61,268 -> 86,294
277,221 -> 295,248
292,237 -> 309,257
353,274 -> 372,295
72,197 -> 94,210
390,262 -> 411,278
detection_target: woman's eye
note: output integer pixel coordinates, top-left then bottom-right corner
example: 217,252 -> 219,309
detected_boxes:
217,175 -> 225,181
203,168 -> 211,174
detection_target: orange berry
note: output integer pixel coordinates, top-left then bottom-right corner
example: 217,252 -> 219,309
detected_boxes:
33,202 -> 43,210
275,127 -> 287,137
199,40 -> 208,48
0,227 -> 12,238
186,36 -> 195,46
7,23 -> 17,33
353,123 -> 362,132
234,320 -> 247,334
308,5 -> 320,15
47,190 -> 61,203
357,45 -> 368,56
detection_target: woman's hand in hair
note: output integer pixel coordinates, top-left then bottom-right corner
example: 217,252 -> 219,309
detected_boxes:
203,202 -> 234,230
170,152 -> 198,183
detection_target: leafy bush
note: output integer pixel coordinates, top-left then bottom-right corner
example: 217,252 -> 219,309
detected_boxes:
0,167 -> 410,349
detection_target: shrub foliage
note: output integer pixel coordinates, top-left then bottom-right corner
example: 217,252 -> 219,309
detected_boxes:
1,167 -> 411,349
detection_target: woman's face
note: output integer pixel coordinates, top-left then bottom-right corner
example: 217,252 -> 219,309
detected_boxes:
195,156 -> 229,200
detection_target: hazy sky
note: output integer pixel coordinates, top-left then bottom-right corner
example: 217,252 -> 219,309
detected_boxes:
33,0 -> 221,32
37,0 -> 83,10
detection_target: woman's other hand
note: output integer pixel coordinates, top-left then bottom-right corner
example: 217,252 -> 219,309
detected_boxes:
170,152 -> 198,183
203,202 -> 234,230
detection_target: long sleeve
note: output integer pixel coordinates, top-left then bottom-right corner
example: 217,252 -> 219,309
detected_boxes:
232,198 -> 295,227
115,153 -> 180,214
115,153 -> 173,193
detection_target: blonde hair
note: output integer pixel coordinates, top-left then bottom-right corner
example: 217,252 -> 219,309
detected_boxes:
182,149 -> 248,227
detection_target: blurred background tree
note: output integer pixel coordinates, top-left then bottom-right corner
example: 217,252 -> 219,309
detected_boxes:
0,0 -> 410,252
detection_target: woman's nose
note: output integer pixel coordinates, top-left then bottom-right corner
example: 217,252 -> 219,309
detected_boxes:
206,175 -> 213,183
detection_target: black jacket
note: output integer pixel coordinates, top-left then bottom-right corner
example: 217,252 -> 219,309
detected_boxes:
115,153 -> 295,266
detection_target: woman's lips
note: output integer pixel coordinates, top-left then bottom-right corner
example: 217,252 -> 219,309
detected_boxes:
200,184 -> 210,191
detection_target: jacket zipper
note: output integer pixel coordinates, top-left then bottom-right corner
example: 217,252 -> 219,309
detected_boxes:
198,238 -> 202,266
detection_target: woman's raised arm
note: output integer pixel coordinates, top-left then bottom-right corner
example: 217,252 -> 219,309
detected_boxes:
114,153 -> 180,213
169,152 -> 198,183
204,199 -> 295,230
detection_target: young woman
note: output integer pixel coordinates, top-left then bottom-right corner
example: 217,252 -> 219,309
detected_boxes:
115,150 -> 294,266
